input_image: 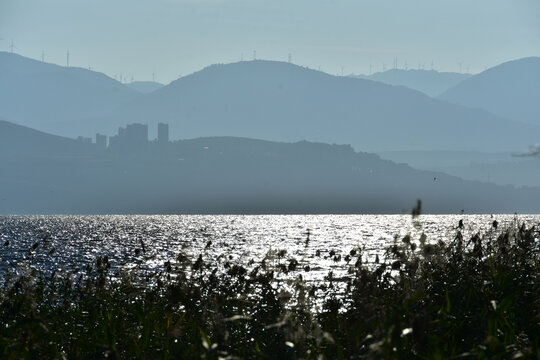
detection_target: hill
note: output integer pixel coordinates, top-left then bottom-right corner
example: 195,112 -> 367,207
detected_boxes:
0,119 -> 95,157
0,52 -> 140,136
439,57 -> 540,124
1,120 -> 540,214
353,69 -> 470,97
97,60 -> 538,152
127,81 -> 165,94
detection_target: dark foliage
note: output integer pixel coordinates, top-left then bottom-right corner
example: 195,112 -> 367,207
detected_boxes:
1,223 -> 538,359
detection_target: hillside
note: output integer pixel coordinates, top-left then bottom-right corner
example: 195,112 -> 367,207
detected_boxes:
0,52 -> 140,136
353,69 -> 470,97
0,119 -> 95,157
1,120 -> 540,214
439,57 -> 540,124
97,60 -> 538,152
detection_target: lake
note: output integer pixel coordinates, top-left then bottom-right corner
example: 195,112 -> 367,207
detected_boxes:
2,214 -> 538,284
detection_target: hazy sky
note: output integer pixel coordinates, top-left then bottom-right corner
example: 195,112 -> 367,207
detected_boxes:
2,0 -> 539,83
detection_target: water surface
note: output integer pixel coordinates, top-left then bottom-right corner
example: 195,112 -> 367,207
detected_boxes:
1,214 -> 538,282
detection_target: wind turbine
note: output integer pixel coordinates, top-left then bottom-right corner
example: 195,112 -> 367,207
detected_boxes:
66,49 -> 70,67
10,40 -> 16,53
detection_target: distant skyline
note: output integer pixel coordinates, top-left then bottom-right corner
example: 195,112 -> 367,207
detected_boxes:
1,0 -> 539,83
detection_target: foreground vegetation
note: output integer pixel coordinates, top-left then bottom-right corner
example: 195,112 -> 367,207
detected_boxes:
1,222 -> 539,359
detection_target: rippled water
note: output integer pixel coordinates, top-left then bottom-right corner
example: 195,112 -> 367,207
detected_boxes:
1,214 -> 539,283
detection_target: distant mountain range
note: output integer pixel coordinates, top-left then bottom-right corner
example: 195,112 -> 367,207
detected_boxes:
2,52 -> 538,153
0,119 -> 94,157
127,81 -> 165,94
0,51 -> 140,135
98,60 -> 538,152
439,57 -> 540,125
1,120 -> 540,214
352,69 -> 471,97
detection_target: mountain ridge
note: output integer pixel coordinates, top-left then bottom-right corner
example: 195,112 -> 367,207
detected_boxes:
0,119 -> 95,157
0,51 -> 140,135
97,59 -> 539,152
1,119 -> 540,214
2,53 -> 539,154
439,57 -> 540,124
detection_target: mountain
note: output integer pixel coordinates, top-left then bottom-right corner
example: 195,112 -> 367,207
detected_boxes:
0,51 -> 140,136
127,81 -> 165,94
439,57 -> 540,124
0,119 -> 95,157
1,120 -> 540,214
97,60 -> 539,152
353,69 -> 471,97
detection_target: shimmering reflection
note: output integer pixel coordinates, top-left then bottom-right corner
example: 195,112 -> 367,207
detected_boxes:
1,215 -> 539,284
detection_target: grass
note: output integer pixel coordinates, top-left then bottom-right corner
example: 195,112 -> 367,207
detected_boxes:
1,221 -> 539,359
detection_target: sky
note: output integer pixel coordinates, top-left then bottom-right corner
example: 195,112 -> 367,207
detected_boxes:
1,0 -> 539,84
